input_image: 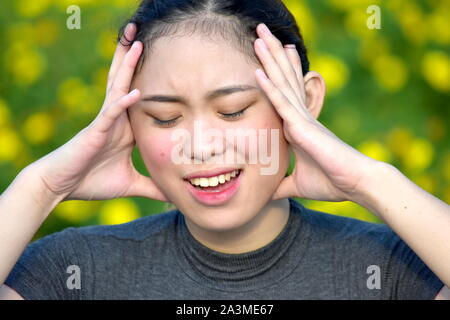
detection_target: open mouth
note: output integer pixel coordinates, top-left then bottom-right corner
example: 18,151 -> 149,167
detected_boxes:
183,169 -> 243,205
187,169 -> 242,190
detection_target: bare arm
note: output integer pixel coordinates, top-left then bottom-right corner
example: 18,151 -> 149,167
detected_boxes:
0,166 -> 63,299
0,24 -> 166,300
252,23 -> 449,299
354,162 -> 450,290
0,166 -> 66,286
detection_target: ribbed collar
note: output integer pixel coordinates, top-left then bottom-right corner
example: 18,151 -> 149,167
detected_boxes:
174,198 -> 309,292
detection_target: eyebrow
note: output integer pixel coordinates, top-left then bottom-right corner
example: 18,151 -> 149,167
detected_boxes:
141,85 -> 259,104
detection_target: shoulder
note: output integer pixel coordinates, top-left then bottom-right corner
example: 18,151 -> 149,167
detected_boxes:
68,208 -> 180,242
289,198 -> 399,251
289,199 -> 443,299
15,208 -> 180,262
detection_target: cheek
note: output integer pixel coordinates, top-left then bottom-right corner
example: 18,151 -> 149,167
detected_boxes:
239,111 -> 286,157
137,131 -> 175,171
252,112 -> 289,176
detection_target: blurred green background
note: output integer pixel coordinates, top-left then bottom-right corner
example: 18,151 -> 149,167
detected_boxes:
0,0 -> 448,240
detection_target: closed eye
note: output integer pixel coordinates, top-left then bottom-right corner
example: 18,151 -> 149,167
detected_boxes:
219,106 -> 249,119
150,105 -> 250,127
152,116 -> 181,127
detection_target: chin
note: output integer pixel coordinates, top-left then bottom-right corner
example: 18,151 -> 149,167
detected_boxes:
187,204 -> 256,232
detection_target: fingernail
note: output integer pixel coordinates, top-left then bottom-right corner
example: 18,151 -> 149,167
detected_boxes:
129,88 -> 140,96
131,40 -> 141,48
122,23 -> 134,44
284,44 -> 296,49
260,23 -> 271,35
125,23 -> 132,34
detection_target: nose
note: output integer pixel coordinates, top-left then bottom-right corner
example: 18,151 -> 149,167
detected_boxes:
187,119 -> 226,163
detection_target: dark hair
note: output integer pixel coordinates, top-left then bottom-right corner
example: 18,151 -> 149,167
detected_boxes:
118,0 -> 309,75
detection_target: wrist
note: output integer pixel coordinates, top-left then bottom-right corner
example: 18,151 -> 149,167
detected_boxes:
18,164 -> 68,215
350,160 -> 398,219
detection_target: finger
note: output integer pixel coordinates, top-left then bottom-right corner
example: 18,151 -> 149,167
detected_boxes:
255,23 -> 304,108
254,38 -> 301,109
94,89 -> 141,133
107,23 -> 137,91
108,40 -> 143,100
255,68 -> 312,125
126,173 -> 169,201
284,44 -> 307,102
271,175 -> 298,200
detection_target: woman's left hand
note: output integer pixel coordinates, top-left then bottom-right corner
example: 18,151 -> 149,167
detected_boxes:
254,23 -> 382,203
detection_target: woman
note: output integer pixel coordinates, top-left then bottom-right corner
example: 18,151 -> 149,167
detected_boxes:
0,0 -> 449,299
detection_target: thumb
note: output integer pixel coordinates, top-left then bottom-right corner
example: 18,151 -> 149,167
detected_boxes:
126,173 -> 169,202
271,175 -> 299,200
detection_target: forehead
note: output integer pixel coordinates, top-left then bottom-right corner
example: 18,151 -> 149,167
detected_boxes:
134,34 -> 256,94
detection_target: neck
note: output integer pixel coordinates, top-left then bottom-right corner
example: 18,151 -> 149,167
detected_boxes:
184,198 -> 291,254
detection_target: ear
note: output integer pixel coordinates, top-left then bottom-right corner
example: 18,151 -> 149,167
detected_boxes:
303,71 -> 326,120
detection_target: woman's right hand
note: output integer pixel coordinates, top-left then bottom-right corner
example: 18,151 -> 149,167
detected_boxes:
29,23 -> 168,202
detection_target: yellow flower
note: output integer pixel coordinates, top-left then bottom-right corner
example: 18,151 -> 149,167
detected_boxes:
58,78 -> 98,115
305,200 -> 380,223
386,127 -> 413,159
99,199 -> 140,225
386,0 -> 406,12
15,0 -> 51,17
421,51 -> 450,92
344,6 -> 380,39
403,138 -> 434,172
58,78 -> 87,111
427,11 -> 450,45
372,54 -> 408,91
7,20 -> 58,48
310,54 -> 349,94
5,42 -> 47,85
0,127 -> 23,162
22,112 -> 55,144
5,42 -> 45,85
53,0 -> 97,12
359,35 -> 389,65
358,140 -> 392,163
285,1 -> 316,40
113,0 -> 134,8
97,30 -> 117,60
34,20 -> 59,47
328,0 -> 381,11
411,173 -> 436,194
396,2 -> 426,46
55,200 -> 98,224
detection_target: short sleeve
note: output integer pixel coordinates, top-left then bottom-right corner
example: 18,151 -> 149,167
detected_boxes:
386,233 -> 444,300
4,227 -> 92,300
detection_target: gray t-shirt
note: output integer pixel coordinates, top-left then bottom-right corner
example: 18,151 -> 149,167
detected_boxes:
5,198 -> 443,299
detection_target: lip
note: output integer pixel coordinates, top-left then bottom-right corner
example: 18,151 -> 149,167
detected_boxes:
183,167 -> 241,180
184,169 -> 243,206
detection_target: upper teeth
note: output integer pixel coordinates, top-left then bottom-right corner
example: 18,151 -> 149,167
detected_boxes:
189,170 -> 239,187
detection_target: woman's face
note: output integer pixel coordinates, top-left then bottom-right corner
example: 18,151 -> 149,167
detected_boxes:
128,34 -> 290,232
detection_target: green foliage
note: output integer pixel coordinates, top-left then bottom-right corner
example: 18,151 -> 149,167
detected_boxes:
0,0 -> 448,239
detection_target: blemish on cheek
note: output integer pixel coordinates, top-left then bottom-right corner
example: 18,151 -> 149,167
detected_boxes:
160,151 -> 166,158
